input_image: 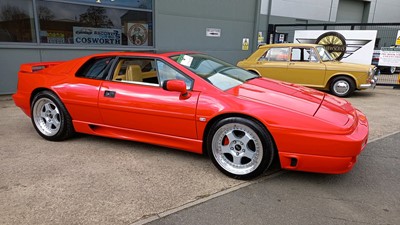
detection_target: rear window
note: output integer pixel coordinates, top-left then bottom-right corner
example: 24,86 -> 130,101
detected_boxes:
76,57 -> 115,79
259,47 -> 289,61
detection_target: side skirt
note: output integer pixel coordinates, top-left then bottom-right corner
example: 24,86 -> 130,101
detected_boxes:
72,120 -> 203,154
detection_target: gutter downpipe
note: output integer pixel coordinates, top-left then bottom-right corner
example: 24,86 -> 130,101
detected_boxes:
266,0 -> 273,44
252,0 -> 262,52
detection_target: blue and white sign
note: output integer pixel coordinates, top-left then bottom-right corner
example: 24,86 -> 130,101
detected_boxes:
73,27 -> 121,45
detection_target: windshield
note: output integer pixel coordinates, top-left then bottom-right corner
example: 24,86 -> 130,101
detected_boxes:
316,46 -> 334,61
170,54 -> 259,91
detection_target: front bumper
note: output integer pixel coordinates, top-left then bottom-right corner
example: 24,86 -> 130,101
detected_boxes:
277,110 -> 369,174
360,75 -> 378,89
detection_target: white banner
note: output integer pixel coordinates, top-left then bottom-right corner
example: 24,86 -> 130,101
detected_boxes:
73,27 -> 121,45
294,30 -> 377,65
379,47 -> 400,67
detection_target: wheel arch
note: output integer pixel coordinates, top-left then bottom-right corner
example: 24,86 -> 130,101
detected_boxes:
30,88 -> 58,106
247,69 -> 261,76
202,113 -> 279,160
327,74 -> 357,88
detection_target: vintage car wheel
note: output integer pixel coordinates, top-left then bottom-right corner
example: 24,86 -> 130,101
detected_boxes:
330,76 -> 355,97
207,117 -> 274,179
31,91 -> 74,141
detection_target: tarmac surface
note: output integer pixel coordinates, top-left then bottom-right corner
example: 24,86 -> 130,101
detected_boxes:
0,86 -> 399,225
146,132 -> 400,225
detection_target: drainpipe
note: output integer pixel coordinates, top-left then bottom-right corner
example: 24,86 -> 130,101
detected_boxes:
252,0 -> 262,52
265,0 -> 273,44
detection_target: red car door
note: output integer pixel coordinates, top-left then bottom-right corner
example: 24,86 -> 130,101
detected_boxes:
98,81 -> 199,139
97,58 -> 199,139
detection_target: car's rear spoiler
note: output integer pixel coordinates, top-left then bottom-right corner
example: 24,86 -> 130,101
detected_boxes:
20,61 -> 63,73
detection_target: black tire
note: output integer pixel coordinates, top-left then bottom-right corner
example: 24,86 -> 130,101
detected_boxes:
206,117 -> 274,180
329,76 -> 355,97
31,91 -> 74,141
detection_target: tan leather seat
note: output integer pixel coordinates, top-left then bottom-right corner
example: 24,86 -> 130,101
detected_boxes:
126,64 -> 142,82
113,60 -> 127,81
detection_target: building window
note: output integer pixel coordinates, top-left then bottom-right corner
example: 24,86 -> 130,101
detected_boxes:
68,0 -> 152,10
0,0 -> 153,47
37,0 -> 153,47
0,0 -> 36,43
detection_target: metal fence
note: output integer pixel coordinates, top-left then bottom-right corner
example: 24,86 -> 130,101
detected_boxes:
268,22 -> 400,88
376,74 -> 400,87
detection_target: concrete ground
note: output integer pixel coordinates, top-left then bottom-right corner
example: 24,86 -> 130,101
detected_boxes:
147,132 -> 400,225
0,86 -> 399,225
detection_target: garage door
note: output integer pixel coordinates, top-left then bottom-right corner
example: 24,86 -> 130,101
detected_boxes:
336,0 -> 366,23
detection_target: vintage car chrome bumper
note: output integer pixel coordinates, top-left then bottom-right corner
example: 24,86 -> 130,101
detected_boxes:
360,75 -> 378,89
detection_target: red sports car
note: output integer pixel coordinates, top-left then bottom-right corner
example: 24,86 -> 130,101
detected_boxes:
13,51 -> 369,179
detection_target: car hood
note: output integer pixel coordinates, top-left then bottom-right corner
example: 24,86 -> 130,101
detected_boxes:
226,78 -> 355,126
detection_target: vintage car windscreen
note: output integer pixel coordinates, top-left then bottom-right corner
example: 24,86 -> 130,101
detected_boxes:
171,54 -> 259,91
316,46 -> 334,62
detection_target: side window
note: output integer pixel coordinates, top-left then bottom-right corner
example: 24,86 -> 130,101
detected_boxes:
259,47 -> 289,61
291,48 -> 302,61
156,61 -> 193,90
111,58 -> 159,85
308,48 -> 319,62
290,48 -> 319,62
76,57 -> 114,79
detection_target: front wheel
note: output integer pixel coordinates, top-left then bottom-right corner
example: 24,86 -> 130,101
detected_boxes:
329,76 -> 355,97
31,91 -> 74,141
207,117 -> 274,180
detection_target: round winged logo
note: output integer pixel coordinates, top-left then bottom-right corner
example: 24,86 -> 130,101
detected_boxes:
316,32 -> 347,60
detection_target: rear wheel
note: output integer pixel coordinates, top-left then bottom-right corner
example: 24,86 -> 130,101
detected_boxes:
329,76 -> 355,97
31,91 -> 74,141
207,117 -> 274,180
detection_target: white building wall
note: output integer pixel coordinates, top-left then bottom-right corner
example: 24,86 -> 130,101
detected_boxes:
261,0 -> 400,23
261,0 -> 337,22
372,0 -> 400,22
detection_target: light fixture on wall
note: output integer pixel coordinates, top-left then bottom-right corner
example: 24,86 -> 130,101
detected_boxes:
96,0 -> 115,3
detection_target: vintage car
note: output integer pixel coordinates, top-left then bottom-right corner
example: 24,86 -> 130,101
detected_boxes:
237,43 -> 377,97
13,51 -> 368,179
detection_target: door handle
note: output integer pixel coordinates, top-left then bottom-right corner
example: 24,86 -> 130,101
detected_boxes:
104,90 -> 116,98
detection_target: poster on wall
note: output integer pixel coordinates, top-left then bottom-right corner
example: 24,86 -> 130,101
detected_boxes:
73,27 -> 121,45
242,38 -> 249,50
127,23 -> 148,46
206,28 -> 221,37
294,30 -> 377,65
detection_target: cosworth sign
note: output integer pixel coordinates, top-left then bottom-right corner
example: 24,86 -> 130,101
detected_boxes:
73,27 -> 122,45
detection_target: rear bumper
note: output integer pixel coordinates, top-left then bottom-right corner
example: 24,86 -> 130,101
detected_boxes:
12,92 -> 31,117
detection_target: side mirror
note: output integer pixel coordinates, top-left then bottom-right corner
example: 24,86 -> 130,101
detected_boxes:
162,79 -> 191,99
